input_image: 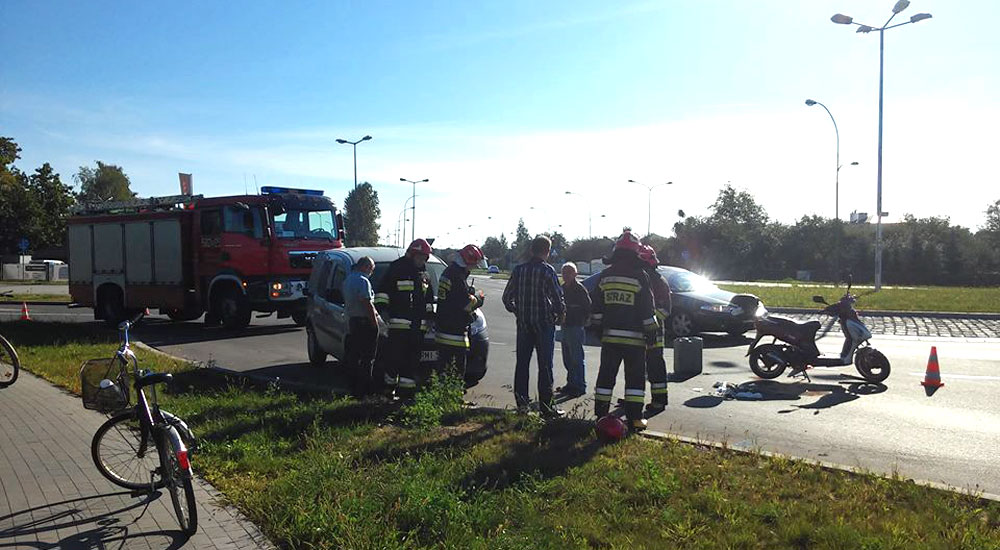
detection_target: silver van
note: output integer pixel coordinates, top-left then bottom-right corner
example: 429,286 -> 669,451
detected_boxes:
304,247 -> 489,387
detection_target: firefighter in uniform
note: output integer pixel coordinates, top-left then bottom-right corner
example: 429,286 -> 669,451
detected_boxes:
589,231 -> 658,431
639,244 -> 672,412
374,239 -> 432,398
435,245 -> 487,379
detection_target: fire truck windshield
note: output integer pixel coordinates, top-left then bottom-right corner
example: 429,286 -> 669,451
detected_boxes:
273,208 -> 336,240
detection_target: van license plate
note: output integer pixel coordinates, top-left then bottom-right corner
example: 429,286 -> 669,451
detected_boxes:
421,350 -> 439,362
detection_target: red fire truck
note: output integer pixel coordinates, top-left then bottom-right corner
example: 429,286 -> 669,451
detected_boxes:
68,187 -> 343,328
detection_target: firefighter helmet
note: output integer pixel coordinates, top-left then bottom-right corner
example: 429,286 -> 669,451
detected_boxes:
458,244 -> 488,269
638,244 -> 659,267
595,415 -> 628,443
613,231 -> 642,254
407,238 -> 433,256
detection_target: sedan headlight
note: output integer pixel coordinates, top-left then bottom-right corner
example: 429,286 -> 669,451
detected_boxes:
700,304 -> 733,314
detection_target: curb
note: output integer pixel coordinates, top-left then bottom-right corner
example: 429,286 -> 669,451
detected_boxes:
770,307 -> 1000,321
639,429 -> 1000,503
0,300 -> 73,307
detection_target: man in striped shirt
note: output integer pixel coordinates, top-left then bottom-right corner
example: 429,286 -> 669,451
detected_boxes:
502,236 -> 566,417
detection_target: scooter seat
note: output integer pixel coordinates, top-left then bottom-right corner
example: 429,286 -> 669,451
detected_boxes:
760,316 -> 821,341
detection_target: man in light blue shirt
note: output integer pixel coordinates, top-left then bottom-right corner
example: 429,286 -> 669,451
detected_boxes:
343,256 -> 381,396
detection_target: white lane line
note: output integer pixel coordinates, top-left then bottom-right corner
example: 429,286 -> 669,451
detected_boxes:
908,372 -> 1000,381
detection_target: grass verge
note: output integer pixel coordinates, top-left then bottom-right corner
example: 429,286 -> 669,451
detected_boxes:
720,284 -> 1000,314
0,294 -> 71,303
7,321 -> 1000,549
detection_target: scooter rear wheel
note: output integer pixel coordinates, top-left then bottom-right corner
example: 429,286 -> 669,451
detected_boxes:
855,347 -> 890,383
749,344 -> 788,379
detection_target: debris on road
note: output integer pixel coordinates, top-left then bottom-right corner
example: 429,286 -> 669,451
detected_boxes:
711,381 -> 763,400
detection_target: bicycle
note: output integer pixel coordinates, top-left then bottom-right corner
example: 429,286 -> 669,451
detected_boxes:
81,320 -> 198,536
0,332 -> 18,387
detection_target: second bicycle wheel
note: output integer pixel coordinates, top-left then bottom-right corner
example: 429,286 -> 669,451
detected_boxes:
92,409 -> 164,490
159,427 -> 198,536
0,335 -> 19,388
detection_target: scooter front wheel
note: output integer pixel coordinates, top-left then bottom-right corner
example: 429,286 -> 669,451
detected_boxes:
855,347 -> 890,383
749,344 -> 788,379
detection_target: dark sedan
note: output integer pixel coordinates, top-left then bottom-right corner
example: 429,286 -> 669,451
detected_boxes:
583,266 -> 766,337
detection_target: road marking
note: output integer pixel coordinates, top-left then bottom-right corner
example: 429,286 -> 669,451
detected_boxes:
907,372 -> 1000,381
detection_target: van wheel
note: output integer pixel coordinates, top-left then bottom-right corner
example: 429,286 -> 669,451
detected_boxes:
218,288 -> 251,330
307,325 -> 326,367
291,310 -> 308,327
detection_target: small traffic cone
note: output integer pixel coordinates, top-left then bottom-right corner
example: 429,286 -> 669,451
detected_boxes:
921,346 -> 944,389
20,302 -> 30,321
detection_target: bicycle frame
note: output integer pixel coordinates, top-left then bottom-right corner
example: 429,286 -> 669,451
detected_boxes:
114,322 -> 169,467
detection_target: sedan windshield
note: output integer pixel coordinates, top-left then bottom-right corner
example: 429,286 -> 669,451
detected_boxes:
666,271 -> 718,293
273,209 -> 336,240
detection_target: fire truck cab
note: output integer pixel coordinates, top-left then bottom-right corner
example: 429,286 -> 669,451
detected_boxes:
68,187 -> 343,329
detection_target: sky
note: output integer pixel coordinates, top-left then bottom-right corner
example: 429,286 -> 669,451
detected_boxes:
2,0 -> 998,249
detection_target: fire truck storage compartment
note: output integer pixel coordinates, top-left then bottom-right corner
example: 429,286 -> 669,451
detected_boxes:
69,219 -> 186,307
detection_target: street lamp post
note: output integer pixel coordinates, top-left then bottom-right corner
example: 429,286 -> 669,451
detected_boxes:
399,195 -> 417,246
564,191 -> 592,239
335,135 -> 372,189
627,179 -> 672,236
831,1 -> 932,290
400,178 -> 429,242
804,99 -> 843,221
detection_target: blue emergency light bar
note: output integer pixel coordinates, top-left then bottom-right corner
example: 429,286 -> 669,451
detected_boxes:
260,186 -> 325,196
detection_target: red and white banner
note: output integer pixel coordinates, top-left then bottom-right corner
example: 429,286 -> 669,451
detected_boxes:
178,173 -> 193,195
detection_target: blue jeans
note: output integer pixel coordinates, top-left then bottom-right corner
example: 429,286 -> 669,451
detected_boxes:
514,322 -> 556,408
560,325 -> 586,393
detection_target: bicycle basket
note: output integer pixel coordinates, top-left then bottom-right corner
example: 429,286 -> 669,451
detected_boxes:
80,358 -> 129,413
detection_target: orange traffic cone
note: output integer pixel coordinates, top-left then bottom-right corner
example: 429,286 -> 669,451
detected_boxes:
921,346 -> 944,388
20,302 -> 31,321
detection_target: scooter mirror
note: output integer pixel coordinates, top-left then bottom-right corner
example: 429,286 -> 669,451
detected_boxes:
812,295 -> 828,304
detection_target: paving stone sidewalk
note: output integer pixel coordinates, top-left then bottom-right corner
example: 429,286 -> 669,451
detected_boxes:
775,311 -> 1000,339
0,371 -> 276,550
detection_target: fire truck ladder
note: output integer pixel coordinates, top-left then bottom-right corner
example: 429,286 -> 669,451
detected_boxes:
71,194 -> 204,215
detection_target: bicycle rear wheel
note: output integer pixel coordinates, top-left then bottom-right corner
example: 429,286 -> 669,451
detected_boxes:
0,335 -> 19,387
92,409 -> 164,490
159,427 -> 198,536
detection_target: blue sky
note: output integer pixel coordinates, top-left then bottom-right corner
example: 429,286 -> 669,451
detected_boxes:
2,1 -> 997,247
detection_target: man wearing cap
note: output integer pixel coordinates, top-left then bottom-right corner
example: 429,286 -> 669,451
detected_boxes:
374,239 -> 432,398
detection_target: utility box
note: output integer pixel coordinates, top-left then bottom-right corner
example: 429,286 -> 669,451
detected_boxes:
673,336 -> 703,377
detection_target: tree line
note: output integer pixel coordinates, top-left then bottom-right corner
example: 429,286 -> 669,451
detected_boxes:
480,185 -> 1000,287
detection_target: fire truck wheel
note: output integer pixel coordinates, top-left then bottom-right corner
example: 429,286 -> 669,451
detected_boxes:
219,289 -> 251,329
97,286 -> 126,328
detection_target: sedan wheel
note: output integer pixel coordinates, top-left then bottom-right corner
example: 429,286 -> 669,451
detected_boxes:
669,312 -> 694,338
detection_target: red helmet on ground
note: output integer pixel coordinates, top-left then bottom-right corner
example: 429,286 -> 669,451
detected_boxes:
458,244 -> 488,269
595,415 -> 628,443
407,238 -> 433,256
638,244 -> 659,267
613,231 -> 642,255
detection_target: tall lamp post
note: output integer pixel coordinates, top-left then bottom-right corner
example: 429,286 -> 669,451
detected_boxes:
628,179 -> 672,236
335,135 -> 372,189
831,1 -> 932,290
564,191 -> 592,239
804,99 -> 844,221
400,178 -> 428,241
399,195 -> 417,246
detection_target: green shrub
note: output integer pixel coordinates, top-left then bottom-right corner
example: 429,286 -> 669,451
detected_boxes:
399,371 -> 465,428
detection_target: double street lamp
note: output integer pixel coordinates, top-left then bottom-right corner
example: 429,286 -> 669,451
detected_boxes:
628,179 -> 672,237
830,0 -> 932,290
335,135 -> 372,189
400,178 -> 429,242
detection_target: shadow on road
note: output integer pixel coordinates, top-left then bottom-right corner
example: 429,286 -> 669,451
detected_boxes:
682,374 -> 887,412
139,320 -> 302,348
0,490 -> 188,550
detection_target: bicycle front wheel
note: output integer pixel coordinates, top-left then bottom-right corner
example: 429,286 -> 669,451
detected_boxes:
0,335 -> 19,387
92,409 -> 164,490
159,427 -> 198,536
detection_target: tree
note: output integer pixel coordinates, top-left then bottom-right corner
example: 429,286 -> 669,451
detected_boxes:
343,182 -> 381,246
75,161 -> 135,203
28,163 -> 76,249
512,218 -> 532,261
0,137 -> 41,254
565,237 -> 614,262
985,199 -> 1000,233
480,235 -> 509,265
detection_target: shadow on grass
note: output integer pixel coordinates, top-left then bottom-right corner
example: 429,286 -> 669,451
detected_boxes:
0,320 -> 117,347
457,417 -> 603,492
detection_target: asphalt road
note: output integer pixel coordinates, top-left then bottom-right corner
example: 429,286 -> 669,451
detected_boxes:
3,282 -> 1000,498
